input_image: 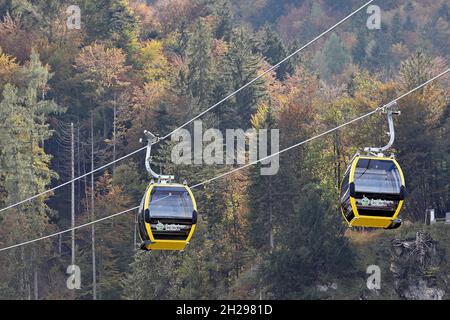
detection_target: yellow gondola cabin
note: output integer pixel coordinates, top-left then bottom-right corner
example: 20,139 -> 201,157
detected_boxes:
340,155 -> 405,229
138,182 -> 197,251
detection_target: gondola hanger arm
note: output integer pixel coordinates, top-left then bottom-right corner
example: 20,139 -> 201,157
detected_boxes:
141,130 -> 174,182
364,102 -> 400,157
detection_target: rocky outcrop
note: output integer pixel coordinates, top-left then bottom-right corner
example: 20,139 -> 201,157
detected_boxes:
390,231 -> 447,300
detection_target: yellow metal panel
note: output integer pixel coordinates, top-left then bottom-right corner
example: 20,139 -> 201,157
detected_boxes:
392,200 -> 403,220
340,207 -> 352,226
144,184 -> 156,242
144,184 -> 154,209
145,219 -> 156,242
143,240 -> 188,251
348,156 -> 360,219
352,216 -> 392,228
348,156 -> 359,184
186,224 -> 196,243
392,158 -> 405,186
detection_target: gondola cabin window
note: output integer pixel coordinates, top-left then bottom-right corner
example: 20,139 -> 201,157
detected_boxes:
354,159 -> 402,195
149,187 -> 194,219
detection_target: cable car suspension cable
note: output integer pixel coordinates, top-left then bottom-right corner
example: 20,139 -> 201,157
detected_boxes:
0,67 -> 447,253
191,68 -> 449,188
0,0 -> 375,215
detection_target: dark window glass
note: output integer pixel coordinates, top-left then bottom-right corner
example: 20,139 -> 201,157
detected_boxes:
341,171 -> 350,198
345,209 -> 355,222
357,208 -> 396,217
354,159 -> 402,195
149,187 -> 194,219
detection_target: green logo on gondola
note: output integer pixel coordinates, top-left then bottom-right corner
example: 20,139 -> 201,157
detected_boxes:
362,197 -> 370,206
156,221 -> 165,231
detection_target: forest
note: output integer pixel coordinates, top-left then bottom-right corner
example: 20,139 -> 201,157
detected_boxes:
0,0 -> 449,300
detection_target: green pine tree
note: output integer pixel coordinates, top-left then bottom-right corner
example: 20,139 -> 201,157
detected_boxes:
261,183 -> 355,299
108,0 -> 141,58
211,0 -> 234,41
220,28 -> 267,129
187,18 -> 214,107
352,30 -> 367,67
0,50 -> 62,299
391,13 -> 403,44
314,33 -> 351,80
258,26 -> 293,80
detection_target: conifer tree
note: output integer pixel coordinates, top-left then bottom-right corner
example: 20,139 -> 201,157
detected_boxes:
186,18 -> 214,107
314,33 -> 350,80
258,26 -> 293,80
0,51 -> 62,299
109,0 -> 141,58
261,183 -> 354,299
211,0 -> 233,41
352,30 -> 367,67
391,13 -> 402,44
220,28 -> 267,129
247,103 -> 281,252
